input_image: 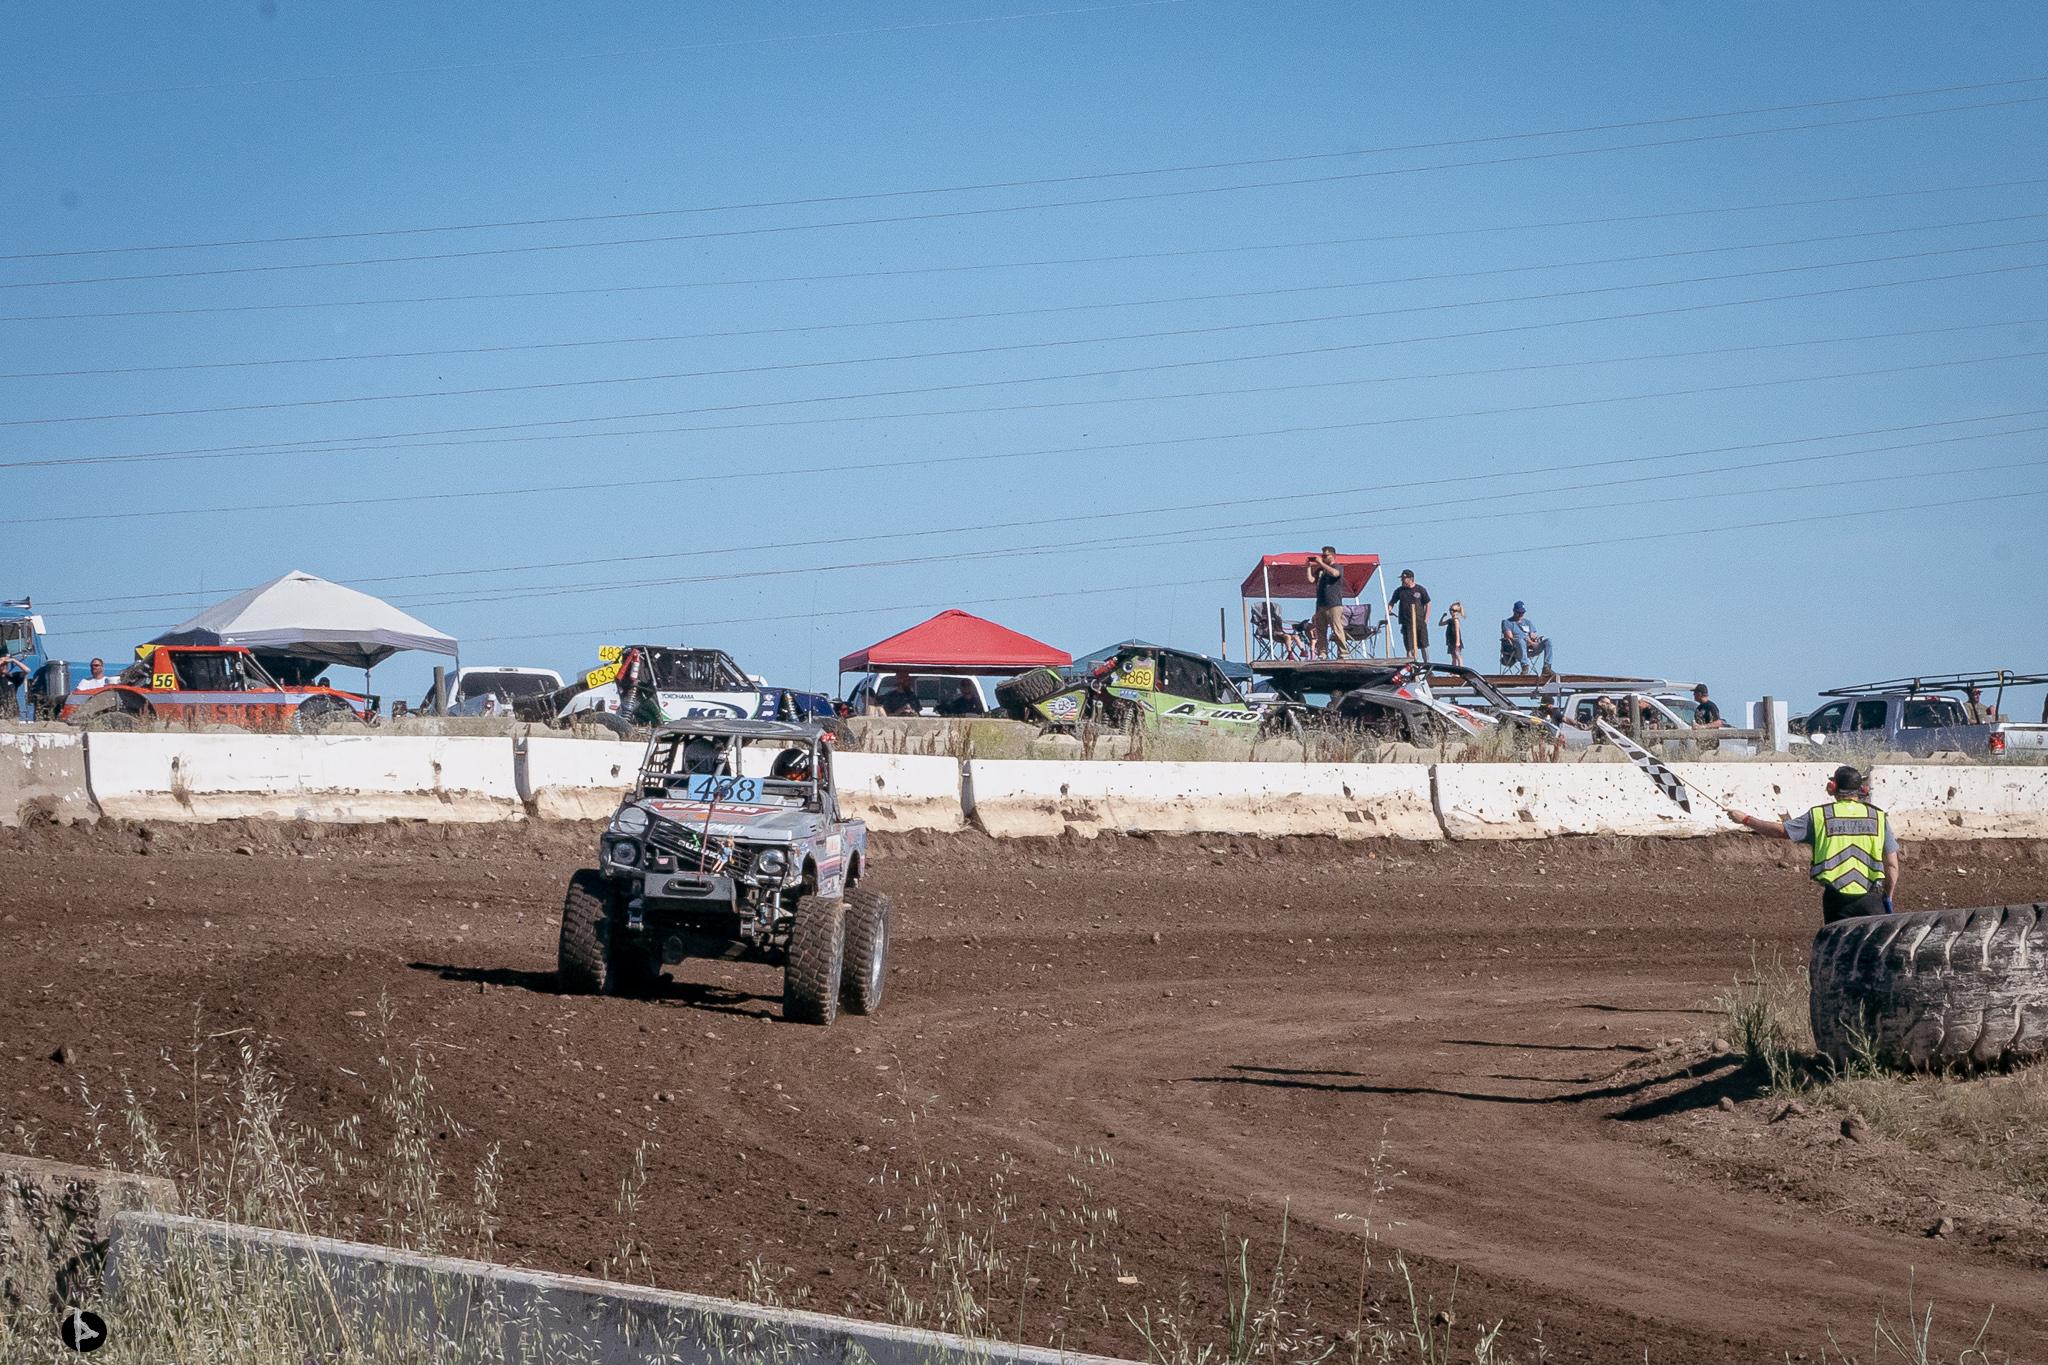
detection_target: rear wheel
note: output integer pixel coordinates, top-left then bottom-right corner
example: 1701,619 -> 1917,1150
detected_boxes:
996,668 -> 1068,711
572,709 -> 633,738
841,887 -> 892,1016
783,897 -> 846,1026
292,696 -> 357,734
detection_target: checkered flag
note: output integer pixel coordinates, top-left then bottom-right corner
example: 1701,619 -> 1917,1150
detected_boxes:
1596,720 -> 1692,813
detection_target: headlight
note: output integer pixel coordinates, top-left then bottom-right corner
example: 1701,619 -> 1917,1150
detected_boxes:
612,806 -> 650,836
754,849 -> 788,878
607,840 -> 641,867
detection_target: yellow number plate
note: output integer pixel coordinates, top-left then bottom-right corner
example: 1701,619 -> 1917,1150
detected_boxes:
1118,661 -> 1157,691
151,672 -> 176,689
596,645 -> 623,663
583,662 -> 621,689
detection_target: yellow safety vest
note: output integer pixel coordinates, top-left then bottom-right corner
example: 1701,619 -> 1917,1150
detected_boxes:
1809,800 -> 1888,894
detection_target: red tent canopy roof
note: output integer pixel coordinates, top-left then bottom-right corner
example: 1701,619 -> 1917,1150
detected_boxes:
1240,553 -> 1381,600
838,609 -> 1070,675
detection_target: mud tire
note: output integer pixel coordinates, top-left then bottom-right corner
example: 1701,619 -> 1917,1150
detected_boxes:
841,887 -> 891,1016
996,668 -> 1068,711
291,696 -> 357,734
783,897 -> 846,1026
73,694 -> 144,732
572,710 -> 633,739
557,869 -> 655,995
1809,904 -> 2048,1071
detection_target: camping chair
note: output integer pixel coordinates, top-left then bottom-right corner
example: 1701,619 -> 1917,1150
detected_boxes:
1250,604 -> 1304,660
1341,603 -> 1382,658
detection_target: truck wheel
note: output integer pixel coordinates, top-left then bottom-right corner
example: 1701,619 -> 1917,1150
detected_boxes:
291,697 -> 356,734
1810,904 -> 2048,1071
783,897 -> 845,1026
74,695 -> 144,732
573,710 -> 632,739
557,870 -> 651,995
841,887 -> 892,1016
996,668 -> 1067,710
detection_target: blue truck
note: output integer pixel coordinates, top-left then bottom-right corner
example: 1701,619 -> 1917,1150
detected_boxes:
0,598 -> 96,721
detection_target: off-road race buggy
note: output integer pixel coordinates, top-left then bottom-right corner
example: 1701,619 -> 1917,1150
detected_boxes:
520,645 -> 833,737
997,641 -> 1271,735
556,718 -> 890,1026
1253,660 -> 1539,746
60,644 -> 374,733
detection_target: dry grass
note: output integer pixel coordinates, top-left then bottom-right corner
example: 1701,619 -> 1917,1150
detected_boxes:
1717,945 -> 2048,1201
2,1009 -> 2033,1363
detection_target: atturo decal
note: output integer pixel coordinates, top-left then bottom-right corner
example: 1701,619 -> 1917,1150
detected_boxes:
1164,703 -> 1262,723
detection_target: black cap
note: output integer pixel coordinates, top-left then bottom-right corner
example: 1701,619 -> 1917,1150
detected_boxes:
1831,764 -> 1868,792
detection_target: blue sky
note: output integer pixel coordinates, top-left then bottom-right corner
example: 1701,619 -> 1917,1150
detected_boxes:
4,1 -> 2044,709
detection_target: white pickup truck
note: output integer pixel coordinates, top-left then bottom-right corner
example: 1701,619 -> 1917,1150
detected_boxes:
1798,673 -> 2048,758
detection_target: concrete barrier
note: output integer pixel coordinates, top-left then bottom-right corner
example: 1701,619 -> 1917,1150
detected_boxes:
1876,765 -> 2048,839
108,1212 -> 1133,1365
3,1153 -> 175,1313
517,736 -> 642,820
0,731 -> 95,827
85,734 -> 522,822
1434,763 -> 1696,839
835,753 -> 966,832
963,760 -> 1440,839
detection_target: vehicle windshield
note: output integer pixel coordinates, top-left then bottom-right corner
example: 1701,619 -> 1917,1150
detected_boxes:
638,732 -> 824,811
457,671 -> 556,700
641,649 -> 751,691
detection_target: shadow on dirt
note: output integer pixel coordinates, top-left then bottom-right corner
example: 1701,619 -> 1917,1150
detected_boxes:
1196,1056 -> 1747,1110
1442,1037 -> 1659,1054
406,961 -> 780,1020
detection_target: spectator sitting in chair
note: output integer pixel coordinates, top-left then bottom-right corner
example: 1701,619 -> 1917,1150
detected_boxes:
936,679 -> 984,718
877,671 -> 921,717
1500,602 -> 1554,675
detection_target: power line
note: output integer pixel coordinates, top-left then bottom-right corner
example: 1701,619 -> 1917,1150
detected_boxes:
7,176 -> 2041,327
8,213 -> 2043,384
6,241 -> 2042,430
377,452 -> 2048,613
3,1 -> 1206,104
12,322 -> 2040,528
9,95 -> 2048,293
44,407 -> 2042,611
7,299 -> 2042,476
10,75 -> 2045,260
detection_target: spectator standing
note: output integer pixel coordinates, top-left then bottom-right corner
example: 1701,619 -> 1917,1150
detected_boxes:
1306,547 -> 1348,660
1500,602 -> 1554,675
0,653 -> 26,716
1691,683 -> 1724,729
1437,602 -> 1466,668
1387,570 -> 1431,663
73,658 -> 112,694
1963,685 -> 1994,724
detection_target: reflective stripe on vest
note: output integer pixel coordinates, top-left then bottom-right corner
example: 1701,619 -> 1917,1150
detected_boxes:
1810,800 -> 1887,894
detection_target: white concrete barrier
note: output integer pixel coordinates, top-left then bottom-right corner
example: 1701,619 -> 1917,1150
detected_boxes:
517,736 -> 642,820
835,752 -> 966,832
109,1212 -> 1134,1365
85,733 -> 522,822
0,731 -> 95,826
1434,763 -> 1697,839
1876,765 -> 2048,839
963,760 -> 1440,839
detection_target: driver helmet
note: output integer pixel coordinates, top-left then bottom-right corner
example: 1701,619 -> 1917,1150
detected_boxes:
681,737 -> 725,775
771,747 -> 813,781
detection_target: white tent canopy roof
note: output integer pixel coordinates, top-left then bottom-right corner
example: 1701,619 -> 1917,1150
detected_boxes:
150,570 -> 455,671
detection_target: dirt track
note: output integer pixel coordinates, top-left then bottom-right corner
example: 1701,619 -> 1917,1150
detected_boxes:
3,822 -> 2045,1361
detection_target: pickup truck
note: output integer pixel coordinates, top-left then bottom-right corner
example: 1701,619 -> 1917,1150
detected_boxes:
1799,674 -> 2048,758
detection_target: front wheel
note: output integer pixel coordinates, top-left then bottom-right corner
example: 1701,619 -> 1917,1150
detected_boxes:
557,870 -> 655,995
783,897 -> 846,1026
841,887 -> 892,1016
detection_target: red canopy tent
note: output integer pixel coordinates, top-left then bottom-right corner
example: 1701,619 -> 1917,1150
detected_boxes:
838,610 -> 1070,678
1238,553 -> 1386,662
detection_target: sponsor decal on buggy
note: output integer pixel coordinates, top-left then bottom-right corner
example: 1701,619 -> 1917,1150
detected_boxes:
646,799 -> 779,822
825,834 -> 843,856
1164,702 -> 1262,723
1044,694 -> 1082,720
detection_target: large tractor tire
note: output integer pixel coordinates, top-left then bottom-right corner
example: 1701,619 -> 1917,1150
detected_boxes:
557,870 -> 658,995
1809,904 -> 2048,1071
996,668 -> 1068,711
841,887 -> 892,1016
783,897 -> 846,1026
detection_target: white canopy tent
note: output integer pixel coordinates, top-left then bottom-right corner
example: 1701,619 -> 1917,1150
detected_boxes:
149,570 -> 456,673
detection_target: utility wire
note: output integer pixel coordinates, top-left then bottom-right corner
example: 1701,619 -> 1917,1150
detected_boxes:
7,213 -> 2043,383
5,241 -> 2042,430
8,94 -> 2048,292
9,74 -> 2045,259
3,1 -> 1206,104
7,176 -> 2041,327
11,322 -> 2040,527
54,417 -> 2044,615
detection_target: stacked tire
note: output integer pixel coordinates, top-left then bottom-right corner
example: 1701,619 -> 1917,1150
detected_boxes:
1809,904 -> 2048,1071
